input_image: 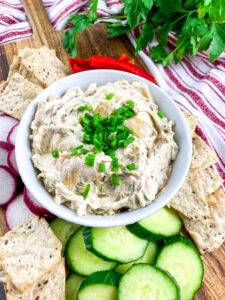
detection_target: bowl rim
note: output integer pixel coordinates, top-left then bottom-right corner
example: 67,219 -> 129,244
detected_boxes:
15,69 -> 192,227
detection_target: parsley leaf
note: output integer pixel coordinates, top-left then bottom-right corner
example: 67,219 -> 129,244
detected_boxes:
106,23 -> 131,39
123,0 -> 153,28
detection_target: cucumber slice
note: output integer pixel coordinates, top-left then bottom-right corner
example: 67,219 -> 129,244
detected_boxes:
118,264 -> 179,300
50,218 -> 80,255
77,270 -> 120,300
66,273 -> 86,300
156,236 -> 204,300
83,226 -> 148,263
127,207 -> 182,241
65,227 -> 117,276
115,241 -> 158,274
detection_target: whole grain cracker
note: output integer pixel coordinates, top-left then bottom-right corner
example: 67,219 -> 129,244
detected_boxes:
0,266 -> 7,284
7,56 -> 21,81
18,46 -> 56,60
19,64 -> 44,86
183,111 -> 199,137
198,167 -> 224,195
21,46 -> 70,87
0,81 -> 7,95
181,188 -> 225,254
191,133 -> 219,169
5,258 -> 65,300
0,217 -> 62,293
167,168 -> 210,220
0,73 -> 43,120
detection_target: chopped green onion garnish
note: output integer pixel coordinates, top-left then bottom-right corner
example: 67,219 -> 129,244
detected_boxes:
99,185 -> 104,193
85,154 -> 95,166
81,148 -> 88,155
157,111 -> 165,118
99,163 -> 106,172
112,157 -> 119,167
51,150 -> 59,158
111,174 -> 120,186
111,166 -> 119,172
106,93 -> 115,100
127,163 -> 136,171
127,100 -> 135,109
77,145 -> 84,150
105,149 -> 115,158
84,105 -> 93,110
118,136 -> 135,148
83,184 -> 90,199
71,148 -> 78,156
78,106 -> 85,111
78,105 -> 93,111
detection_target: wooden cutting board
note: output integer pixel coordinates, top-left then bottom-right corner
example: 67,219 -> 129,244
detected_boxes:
0,1 -> 224,299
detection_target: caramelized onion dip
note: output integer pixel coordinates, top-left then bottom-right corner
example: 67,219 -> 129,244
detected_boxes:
30,80 -> 178,216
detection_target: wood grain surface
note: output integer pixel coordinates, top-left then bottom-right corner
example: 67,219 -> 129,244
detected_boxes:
0,0 -> 224,299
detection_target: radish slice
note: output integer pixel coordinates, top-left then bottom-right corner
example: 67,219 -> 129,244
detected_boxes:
0,142 -> 13,167
5,194 -> 35,230
7,148 -> 19,176
0,166 -> 17,206
24,187 -> 54,218
0,141 -> 14,151
0,115 -> 18,142
7,122 -> 19,145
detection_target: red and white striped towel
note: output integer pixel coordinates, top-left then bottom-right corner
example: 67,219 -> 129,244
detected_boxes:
0,0 -> 224,190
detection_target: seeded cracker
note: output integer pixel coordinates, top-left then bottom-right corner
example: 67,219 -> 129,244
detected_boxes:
20,46 -> 71,87
191,133 -> 219,169
0,73 -> 43,120
198,167 -> 224,195
181,188 -> 225,254
183,111 -> 199,137
0,267 -> 7,284
168,169 -> 210,220
0,217 -> 62,293
7,56 -> 20,81
5,259 -> 65,300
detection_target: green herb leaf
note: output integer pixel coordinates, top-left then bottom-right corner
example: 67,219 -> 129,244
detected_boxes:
106,23 -> 131,39
123,0 -> 153,29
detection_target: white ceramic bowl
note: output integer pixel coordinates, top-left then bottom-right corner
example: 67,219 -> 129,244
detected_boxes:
16,70 -> 191,227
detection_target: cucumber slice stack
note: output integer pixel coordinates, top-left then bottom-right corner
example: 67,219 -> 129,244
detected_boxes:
52,206 -> 204,300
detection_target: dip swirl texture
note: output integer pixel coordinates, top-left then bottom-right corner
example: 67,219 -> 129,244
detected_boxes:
30,80 -> 178,216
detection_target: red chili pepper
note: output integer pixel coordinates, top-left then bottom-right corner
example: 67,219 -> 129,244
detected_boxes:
129,58 -> 135,65
72,64 -> 85,73
119,54 -> 129,62
90,56 -> 155,83
69,58 -> 91,68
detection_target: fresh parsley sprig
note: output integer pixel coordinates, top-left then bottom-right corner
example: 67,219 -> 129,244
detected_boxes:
62,0 -> 225,65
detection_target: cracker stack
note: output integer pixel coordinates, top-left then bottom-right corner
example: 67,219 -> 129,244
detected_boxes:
0,217 -> 65,299
168,113 -> 225,254
0,46 -> 71,120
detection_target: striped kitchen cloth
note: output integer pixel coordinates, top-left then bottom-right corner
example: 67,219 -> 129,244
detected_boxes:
0,0 -> 224,189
